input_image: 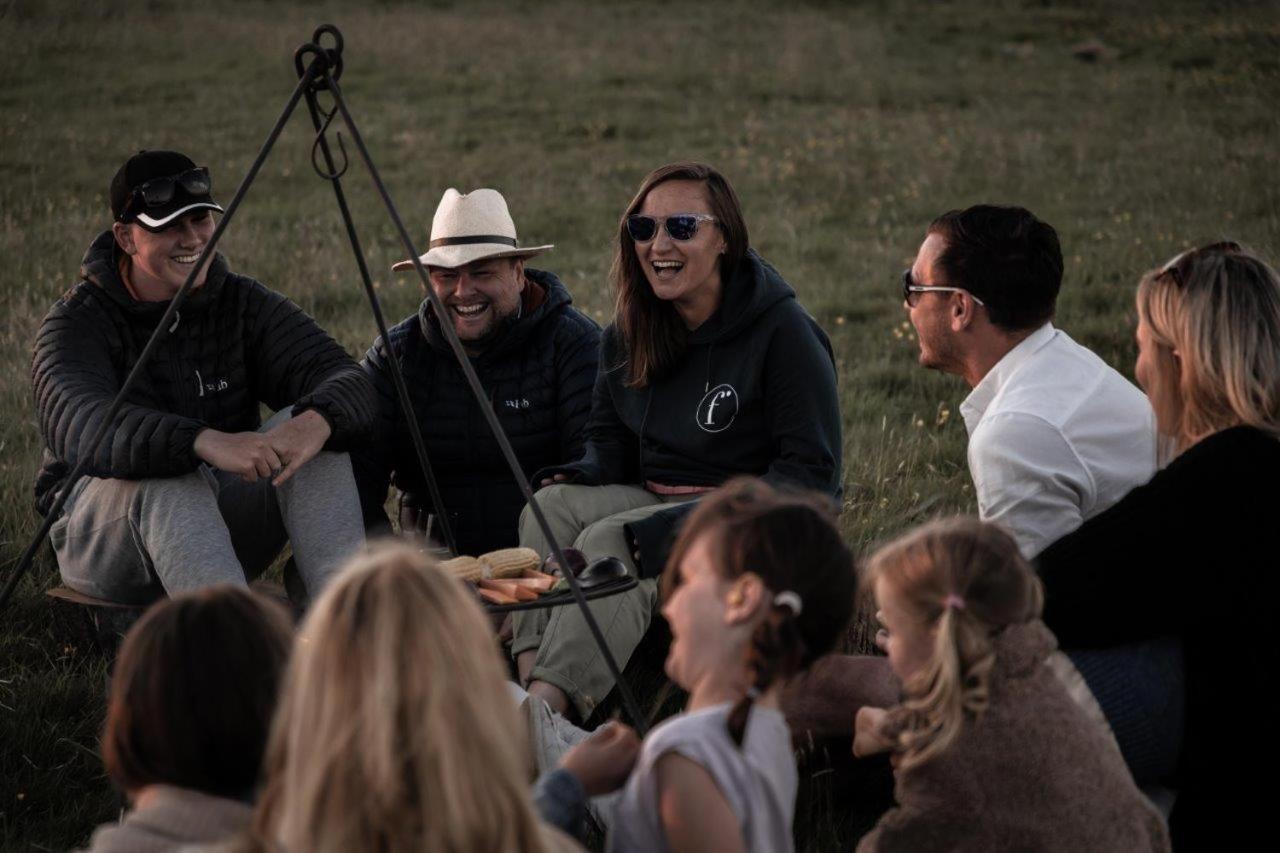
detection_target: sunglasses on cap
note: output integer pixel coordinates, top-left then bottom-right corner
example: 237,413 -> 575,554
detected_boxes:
901,269 -> 985,307
1156,240 -> 1242,287
119,167 -> 212,220
625,213 -> 717,243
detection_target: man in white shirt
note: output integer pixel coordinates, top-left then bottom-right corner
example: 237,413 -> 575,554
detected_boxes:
896,207 -> 1180,808
780,205 -> 1159,741
904,204 -> 1156,556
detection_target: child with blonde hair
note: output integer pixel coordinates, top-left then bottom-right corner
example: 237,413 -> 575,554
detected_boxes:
855,518 -> 1168,852
233,541 -> 581,853
607,477 -> 856,853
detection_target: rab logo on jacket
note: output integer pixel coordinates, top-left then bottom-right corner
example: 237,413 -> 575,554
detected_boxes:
696,384 -> 739,433
194,370 -> 229,398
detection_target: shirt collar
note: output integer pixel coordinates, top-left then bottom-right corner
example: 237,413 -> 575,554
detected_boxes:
960,322 -> 1057,434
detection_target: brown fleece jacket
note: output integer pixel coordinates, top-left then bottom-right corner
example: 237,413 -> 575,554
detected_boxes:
858,621 -> 1169,853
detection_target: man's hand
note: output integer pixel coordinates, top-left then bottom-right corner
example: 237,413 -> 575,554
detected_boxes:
559,721 -> 641,797
853,706 -> 894,758
539,472 -> 571,487
263,408 -> 332,486
194,428 -> 284,483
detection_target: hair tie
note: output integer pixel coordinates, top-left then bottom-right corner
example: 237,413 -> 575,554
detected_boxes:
774,591 -> 803,616
944,593 -> 966,611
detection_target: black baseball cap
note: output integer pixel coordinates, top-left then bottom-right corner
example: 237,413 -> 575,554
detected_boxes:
110,149 -> 224,232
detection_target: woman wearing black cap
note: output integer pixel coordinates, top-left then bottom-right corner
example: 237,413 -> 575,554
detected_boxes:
32,149 -> 375,608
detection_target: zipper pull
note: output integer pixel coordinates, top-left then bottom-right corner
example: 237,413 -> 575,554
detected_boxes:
168,310 -> 181,334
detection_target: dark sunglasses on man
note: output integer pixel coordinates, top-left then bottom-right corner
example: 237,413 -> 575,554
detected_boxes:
901,268 -> 986,307
118,167 -> 212,220
626,213 -> 717,243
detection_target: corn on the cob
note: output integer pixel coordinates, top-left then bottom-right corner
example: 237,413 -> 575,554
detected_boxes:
439,555 -> 485,583
478,547 -> 541,579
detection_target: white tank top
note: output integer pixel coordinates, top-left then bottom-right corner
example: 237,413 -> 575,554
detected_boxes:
607,701 -> 797,853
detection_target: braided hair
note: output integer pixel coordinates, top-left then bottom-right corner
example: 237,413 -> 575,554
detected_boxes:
662,478 -> 857,746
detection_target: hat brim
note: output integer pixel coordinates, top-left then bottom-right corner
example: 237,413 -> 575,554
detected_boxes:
392,243 -> 553,272
134,201 -> 224,232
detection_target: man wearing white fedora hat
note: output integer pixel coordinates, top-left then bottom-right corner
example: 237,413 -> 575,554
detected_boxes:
354,188 -> 601,556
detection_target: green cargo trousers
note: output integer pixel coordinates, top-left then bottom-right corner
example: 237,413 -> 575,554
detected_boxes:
510,483 -> 695,720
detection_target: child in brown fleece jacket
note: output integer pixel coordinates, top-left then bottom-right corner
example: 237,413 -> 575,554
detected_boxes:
853,518 -> 1169,853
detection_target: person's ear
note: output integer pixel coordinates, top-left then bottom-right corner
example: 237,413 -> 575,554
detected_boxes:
512,258 -> 526,292
949,292 -> 978,332
112,222 -> 137,255
725,573 -> 766,626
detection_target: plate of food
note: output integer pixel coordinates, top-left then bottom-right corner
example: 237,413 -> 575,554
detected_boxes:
439,547 -> 639,612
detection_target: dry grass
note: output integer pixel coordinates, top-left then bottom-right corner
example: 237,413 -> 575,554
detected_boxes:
1,0 -> 1278,848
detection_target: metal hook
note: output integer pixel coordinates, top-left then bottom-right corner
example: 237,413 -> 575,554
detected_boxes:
310,99 -> 348,180
293,24 -> 343,91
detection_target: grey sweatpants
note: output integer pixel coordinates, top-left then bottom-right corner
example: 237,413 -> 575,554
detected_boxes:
512,483 -> 694,720
50,410 -> 364,605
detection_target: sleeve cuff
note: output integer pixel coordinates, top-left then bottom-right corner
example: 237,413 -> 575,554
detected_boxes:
532,767 -> 588,840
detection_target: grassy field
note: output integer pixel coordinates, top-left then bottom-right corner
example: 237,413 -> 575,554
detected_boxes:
2,0 -> 1278,848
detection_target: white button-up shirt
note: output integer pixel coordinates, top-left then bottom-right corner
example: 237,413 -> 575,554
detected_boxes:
960,323 -> 1158,558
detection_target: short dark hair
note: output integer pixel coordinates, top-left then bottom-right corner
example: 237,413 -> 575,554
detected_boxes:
927,205 -> 1063,331
102,586 -> 293,798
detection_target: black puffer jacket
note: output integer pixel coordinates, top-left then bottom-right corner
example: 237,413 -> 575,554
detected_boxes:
31,231 -> 374,515
353,269 -> 600,556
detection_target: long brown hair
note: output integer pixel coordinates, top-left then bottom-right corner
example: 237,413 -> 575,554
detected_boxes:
663,478 -> 856,745
245,543 -> 557,853
610,162 -> 749,387
863,518 -> 1042,771
1136,242 -> 1280,451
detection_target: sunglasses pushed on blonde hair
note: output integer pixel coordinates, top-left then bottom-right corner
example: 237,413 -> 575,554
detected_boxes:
1137,241 -> 1280,450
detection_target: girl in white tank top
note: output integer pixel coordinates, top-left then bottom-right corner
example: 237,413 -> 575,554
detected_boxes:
607,478 -> 857,853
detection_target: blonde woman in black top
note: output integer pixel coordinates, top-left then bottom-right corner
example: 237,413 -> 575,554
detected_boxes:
1037,243 -> 1280,850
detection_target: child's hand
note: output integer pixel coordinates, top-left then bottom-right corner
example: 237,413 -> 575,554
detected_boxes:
853,706 -> 894,758
559,721 -> 641,797
874,609 -> 890,653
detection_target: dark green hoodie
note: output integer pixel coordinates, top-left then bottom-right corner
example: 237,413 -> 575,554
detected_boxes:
540,250 -> 842,575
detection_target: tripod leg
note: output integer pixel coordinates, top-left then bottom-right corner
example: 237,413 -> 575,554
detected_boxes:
302,89 -> 459,557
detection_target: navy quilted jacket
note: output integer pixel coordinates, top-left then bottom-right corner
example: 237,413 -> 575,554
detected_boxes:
31,231 -> 374,515
353,269 -> 600,556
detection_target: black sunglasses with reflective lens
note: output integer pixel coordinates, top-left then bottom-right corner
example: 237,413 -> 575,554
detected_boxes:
626,213 -> 716,243
121,167 -> 212,218
901,268 -> 985,307
1157,240 -> 1243,287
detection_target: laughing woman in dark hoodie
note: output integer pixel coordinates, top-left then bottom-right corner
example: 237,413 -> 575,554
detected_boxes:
511,163 -> 842,722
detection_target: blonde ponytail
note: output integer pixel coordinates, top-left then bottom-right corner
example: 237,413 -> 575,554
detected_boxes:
864,518 -> 1040,771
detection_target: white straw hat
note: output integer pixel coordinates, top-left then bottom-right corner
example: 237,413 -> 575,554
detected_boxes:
392,188 -> 553,271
